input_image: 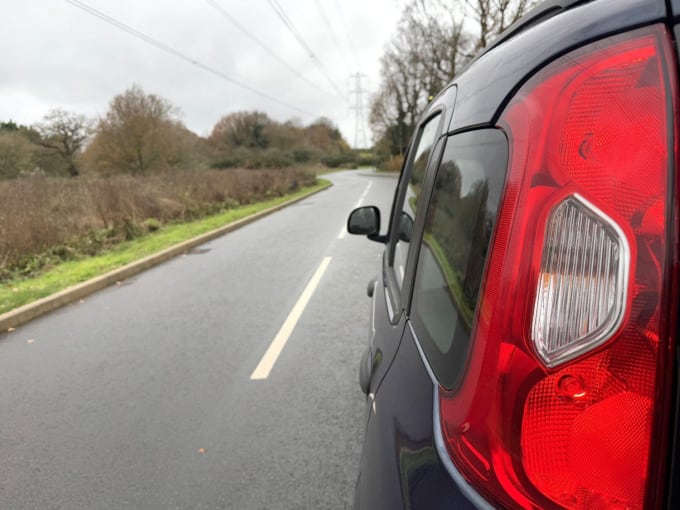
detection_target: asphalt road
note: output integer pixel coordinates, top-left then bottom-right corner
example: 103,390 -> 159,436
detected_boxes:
0,170 -> 397,510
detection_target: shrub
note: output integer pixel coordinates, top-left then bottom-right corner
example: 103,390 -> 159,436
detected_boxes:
0,168 -> 316,280
0,132 -> 36,178
321,152 -> 357,169
381,155 -> 405,173
250,148 -> 293,169
211,146 -> 253,169
292,148 -> 313,163
356,152 -> 377,167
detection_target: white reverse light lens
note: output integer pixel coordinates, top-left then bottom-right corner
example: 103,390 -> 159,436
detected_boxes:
531,194 -> 629,368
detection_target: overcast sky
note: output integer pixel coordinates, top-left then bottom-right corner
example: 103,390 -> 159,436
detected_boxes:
1,0 -> 404,146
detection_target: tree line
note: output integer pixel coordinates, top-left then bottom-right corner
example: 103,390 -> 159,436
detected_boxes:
0,85 -> 353,179
2,1 -> 537,177
370,0 -> 535,163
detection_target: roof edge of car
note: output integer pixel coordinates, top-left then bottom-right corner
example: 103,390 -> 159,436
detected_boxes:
463,0 -> 593,70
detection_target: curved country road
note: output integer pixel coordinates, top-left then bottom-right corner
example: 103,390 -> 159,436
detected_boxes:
0,170 -> 396,510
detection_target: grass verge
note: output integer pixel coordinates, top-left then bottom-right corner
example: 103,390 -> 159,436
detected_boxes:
0,179 -> 330,316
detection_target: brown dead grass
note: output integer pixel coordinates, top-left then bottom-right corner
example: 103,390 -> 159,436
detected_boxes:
0,168 -> 315,279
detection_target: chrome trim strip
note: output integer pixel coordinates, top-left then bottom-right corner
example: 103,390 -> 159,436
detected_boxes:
408,321 -> 438,384
369,280 -> 377,342
384,283 -> 394,319
432,387 -> 495,510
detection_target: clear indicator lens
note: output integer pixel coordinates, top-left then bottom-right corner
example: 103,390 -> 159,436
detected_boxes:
532,195 -> 629,367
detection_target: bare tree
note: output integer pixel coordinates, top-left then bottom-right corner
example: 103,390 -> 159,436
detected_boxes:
464,0 -> 536,51
370,0 -> 469,156
34,109 -> 92,176
86,85 -> 185,174
370,0 -> 536,158
209,111 -> 273,150
303,117 -> 346,152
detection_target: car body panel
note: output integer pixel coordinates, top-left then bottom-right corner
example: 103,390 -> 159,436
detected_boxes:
427,85 -> 458,140
353,1 -> 677,509
364,87 -> 457,396
364,253 -> 408,397
354,325 -> 480,510
448,0 -> 666,133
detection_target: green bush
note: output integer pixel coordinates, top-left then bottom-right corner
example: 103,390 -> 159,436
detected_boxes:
321,152 -> 357,169
356,152 -> 377,167
142,218 -> 161,232
249,148 -> 293,168
292,148 -> 313,163
0,131 -> 35,178
211,146 -> 253,169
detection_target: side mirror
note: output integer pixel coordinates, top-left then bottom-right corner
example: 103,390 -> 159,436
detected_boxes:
347,206 -> 388,243
348,206 -> 380,235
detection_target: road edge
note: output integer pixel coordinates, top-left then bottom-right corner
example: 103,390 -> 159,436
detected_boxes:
0,181 -> 332,332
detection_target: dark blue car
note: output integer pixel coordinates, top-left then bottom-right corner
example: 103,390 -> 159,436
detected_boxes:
348,0 -> 680,508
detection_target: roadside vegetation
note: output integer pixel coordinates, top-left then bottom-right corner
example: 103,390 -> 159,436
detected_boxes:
0,84 -> 348,309
0,168 -> 317,283
369,0 -> 536,170
0,179 -> 329,315
0,0 -> 537,311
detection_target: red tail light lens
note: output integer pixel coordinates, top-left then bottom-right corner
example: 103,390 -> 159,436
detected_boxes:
439,26 -> 677,510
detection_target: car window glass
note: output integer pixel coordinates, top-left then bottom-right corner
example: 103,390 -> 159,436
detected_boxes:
410,130 -> 507,390
392,113 -> 441,289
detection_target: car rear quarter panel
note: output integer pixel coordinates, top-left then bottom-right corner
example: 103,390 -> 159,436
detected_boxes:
355,326 -> 478,510
449,0 -> 667,132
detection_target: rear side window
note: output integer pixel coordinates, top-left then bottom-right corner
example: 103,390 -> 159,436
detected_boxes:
410,130 -> 507,390
392,113 -> 441,289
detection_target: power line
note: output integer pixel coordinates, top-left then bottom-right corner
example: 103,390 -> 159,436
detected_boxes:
314,0 -> 351,77
266,0 -> 347,101
202,0 -> 341,100
333,0 -> 360,71
63,0 -> 318,118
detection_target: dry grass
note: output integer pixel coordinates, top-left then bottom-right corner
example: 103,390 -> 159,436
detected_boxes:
380,155 -> 404,173
0,168 -> 315,280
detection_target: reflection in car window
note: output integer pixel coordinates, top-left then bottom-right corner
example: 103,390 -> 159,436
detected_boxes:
411,130 -> 507,390
393,113 -> 441,288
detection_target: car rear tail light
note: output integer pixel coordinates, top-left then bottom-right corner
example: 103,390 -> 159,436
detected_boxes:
439,26 -> 678,510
